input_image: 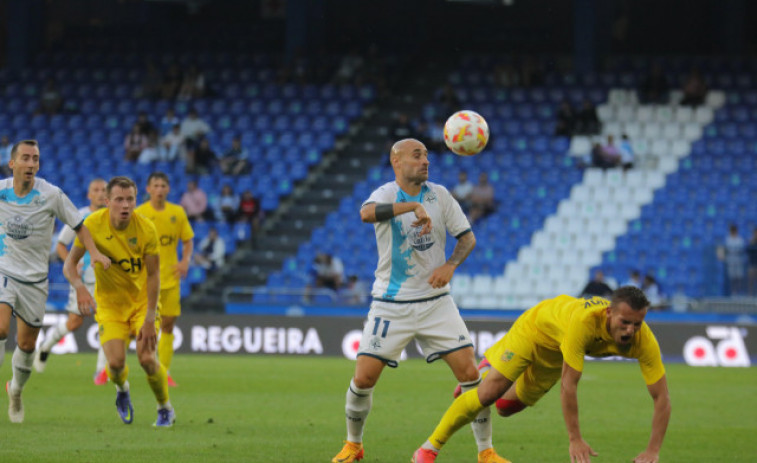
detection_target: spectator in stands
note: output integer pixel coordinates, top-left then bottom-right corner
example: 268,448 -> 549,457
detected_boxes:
680,68 -> 708,107
554,100 -> 575,136
0,135 -> 12,177
623,269 -> 642,288
452,171 -> 474,213
161,124 -> 186,162
575,99 -> 601,135
194,227 -> 226,272
719,224 -> 746,296
186,138 -> 217,175
437,83 -> 461,114
468,172 -> 496,224
219,136 -> 250,176
36,79 -> 63,115
618,133 -> 635,170
237,190 -> 263,237
642,274 -> 662,308
177,65 -> 206,100
138,60 -> 163,100
390,113 -> 416,142
493,63 -> 519,88
590,140 -> 621,170
124,123 -> 148,161
136,111 -> 157,137
580,270 -> 614,298
180,107 -> 212,151
180,179 -> 211,222
311,252 -> 345,291
161,63 -> 182,100
159,108 -> 180,135
639,64 -> 670,104
747,229 -> 757,296
339,275 -> 369,305
333,48 -> 364,85
216,184 -> 240,223
137,132 -> 162,164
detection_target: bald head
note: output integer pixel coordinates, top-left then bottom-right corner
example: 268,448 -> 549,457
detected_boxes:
390,138 -> 425,163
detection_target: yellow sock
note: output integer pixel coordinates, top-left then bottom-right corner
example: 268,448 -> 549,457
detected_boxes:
108,364 -> 130,388
429,389 -> 485,450
146,363 -> 170,405
159,333 -> 175,371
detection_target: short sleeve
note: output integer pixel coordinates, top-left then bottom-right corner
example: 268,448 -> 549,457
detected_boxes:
143,221 -> 159,256
72,214 -> 95,249
53,188 -> 84,230
362,184 -> 394,208
178,207 -> 195,241
438,185 -> 471,238
57,224 -> 76,246
636,325 -> 666,385
560,311 -> 595,373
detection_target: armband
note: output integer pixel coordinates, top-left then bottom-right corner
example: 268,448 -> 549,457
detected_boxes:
375,203 -> 394,221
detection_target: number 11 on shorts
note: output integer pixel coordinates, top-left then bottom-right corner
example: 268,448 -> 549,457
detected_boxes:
372,317 -> 390,338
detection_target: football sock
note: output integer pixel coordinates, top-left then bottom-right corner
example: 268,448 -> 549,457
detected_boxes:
10,347 -> 34,393
426,388 -> 485,451
345,378 -> 374,443
40,321 -> 70,352
461,376 -> 493,452
146,363 -> 169,405
95,347 -> 107,372
158,332 -> 175,371
0,338 -> 6,369
108,364 -> 130,391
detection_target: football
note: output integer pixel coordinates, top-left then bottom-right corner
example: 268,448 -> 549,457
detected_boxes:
443,110 -> 490,156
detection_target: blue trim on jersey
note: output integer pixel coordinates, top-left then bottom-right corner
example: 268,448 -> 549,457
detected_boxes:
0,233 -> 6,256
455,228 -> 472,239
425,343 -> 474,363
0,187 -> 41,205
382,185 -> 428,300
357,352 -> 399,368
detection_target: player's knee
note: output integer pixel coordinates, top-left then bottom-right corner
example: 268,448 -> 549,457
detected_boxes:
67,316 -> 83,331
353,373 -> 378,389
495,398 -> 526,417
108,358 -> 126,371
0,329 -> 8,340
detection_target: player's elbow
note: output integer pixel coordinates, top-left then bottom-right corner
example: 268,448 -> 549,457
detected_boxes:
359,207 -> 374,223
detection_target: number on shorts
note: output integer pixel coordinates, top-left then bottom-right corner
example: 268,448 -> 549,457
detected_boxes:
371,317 -> 390,338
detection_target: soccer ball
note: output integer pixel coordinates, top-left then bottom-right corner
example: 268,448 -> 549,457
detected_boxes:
443,110 -> 490,156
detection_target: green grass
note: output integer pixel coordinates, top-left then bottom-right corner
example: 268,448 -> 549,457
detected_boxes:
1,354 -> 756,462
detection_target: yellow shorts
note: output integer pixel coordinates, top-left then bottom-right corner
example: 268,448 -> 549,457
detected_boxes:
96,305 -> 160,345
159,286 -> 181,318
485,317 -> 563,406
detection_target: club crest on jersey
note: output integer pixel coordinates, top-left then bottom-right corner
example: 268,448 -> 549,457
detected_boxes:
128,237 -> 138,248
5,216 -> 33,240
408,226 -> 434,251
423,190 -> 437,203
369,337 -> 382,351
170,216 -> 176,223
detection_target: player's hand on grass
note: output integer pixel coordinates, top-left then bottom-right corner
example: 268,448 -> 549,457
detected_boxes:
569,438 -> 598,463
91,251 -> 111,270
412,205 -> 432,236
174,260 -> 189,279
75,286 -> 96,316
138,320 -> 158,351
632,450 -> 659,463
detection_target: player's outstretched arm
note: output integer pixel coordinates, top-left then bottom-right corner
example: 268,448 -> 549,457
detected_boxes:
560,362 -> 598,463
138,254 -> 160,351
428,231 -> 476,288
63,245 -> 96,316
633,375 -> 671,463
75,225 -> 111,269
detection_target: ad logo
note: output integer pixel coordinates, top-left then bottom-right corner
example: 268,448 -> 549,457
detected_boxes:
683,326 -> 750,367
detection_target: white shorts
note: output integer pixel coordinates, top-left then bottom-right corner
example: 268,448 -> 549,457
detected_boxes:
0,274 -> 49,328
64,281 -> 96,315
357,294 -> 473,367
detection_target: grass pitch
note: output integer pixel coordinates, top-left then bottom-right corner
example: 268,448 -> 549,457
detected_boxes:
0,354 -> 755,462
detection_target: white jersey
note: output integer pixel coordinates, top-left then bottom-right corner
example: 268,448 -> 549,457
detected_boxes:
57,205 -> 96,284
363,180 -> 471,301
0,177 -> 83,283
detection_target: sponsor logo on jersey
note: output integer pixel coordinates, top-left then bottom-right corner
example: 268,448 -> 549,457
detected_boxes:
408,226 -> 434,251
5,216 -> 33,239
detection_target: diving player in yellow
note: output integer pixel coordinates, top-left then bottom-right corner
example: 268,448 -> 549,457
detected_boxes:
412,286 -> 671,463
135,172 -> 193,387
63,176 -> 175,427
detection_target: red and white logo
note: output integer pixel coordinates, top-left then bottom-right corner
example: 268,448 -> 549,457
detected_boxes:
683,326 -> 750,367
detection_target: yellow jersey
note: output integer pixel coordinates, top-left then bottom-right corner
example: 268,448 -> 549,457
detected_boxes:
74,208 -> 159,312
134,201 -> 194,290
521,295 -> 665,385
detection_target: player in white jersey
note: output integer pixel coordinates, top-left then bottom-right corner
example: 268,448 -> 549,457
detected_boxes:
331,139 -> 507,463
0,140 -> 110,423
34,179 -> 108,382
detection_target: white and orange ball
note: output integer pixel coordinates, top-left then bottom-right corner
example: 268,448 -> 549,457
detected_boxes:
443,110 -> 489,156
